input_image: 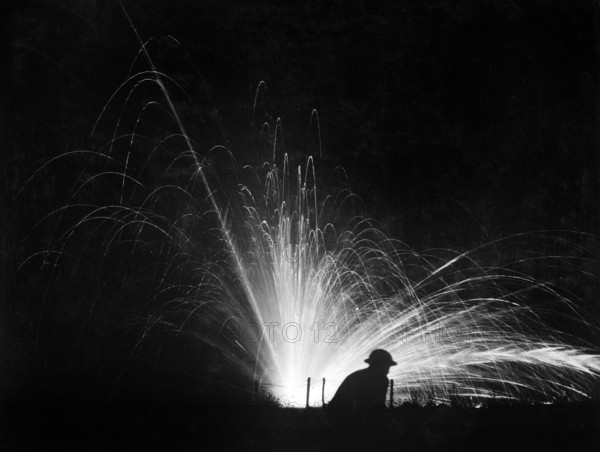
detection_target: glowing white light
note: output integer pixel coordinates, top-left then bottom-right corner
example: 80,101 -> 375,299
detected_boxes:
46,48 -> 600,407
192,158 -> 600,406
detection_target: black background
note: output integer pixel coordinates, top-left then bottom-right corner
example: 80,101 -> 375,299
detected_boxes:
1,0 -> 599,449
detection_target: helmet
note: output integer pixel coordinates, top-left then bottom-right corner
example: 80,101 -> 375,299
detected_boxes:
365,349 -> 397,366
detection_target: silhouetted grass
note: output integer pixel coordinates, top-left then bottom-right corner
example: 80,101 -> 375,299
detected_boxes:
2,398 -> 599,451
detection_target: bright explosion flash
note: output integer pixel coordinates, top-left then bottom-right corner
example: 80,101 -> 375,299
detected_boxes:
203,158 -> 600,407
23,28 -> 600,408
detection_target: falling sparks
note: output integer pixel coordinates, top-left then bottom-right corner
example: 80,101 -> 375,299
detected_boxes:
25,32 -> 600,408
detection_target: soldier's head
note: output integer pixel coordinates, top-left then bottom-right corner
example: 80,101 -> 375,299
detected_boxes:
365,349 -> 397,375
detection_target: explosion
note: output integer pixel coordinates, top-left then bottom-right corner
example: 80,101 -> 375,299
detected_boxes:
24,30 -> 600,408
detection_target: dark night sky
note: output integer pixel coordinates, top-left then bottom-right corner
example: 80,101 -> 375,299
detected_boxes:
1,0 -> 599,407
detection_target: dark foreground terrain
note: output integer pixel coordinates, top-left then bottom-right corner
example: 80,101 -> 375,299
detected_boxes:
2,400 -> 599,451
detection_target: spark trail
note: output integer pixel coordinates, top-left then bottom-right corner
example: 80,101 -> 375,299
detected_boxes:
27,8 -> 600,407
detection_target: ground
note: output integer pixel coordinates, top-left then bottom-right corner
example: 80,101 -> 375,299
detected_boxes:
2,401 -> 599,451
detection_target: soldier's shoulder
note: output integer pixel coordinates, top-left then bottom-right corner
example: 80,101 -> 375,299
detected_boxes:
347,368 -> 369,379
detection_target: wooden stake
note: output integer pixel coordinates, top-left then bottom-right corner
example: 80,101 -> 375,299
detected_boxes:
306,377 -> 311,408
322,378 -> 326,406
389,379 -> 394,408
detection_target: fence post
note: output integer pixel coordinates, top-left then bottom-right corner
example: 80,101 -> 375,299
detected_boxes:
306,377 -> 311,408
322,378 -> 326,406
389,379 -> 394,408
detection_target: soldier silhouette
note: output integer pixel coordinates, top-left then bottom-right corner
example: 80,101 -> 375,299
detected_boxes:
329,349 -> 397,410
326,349 -> 397,448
